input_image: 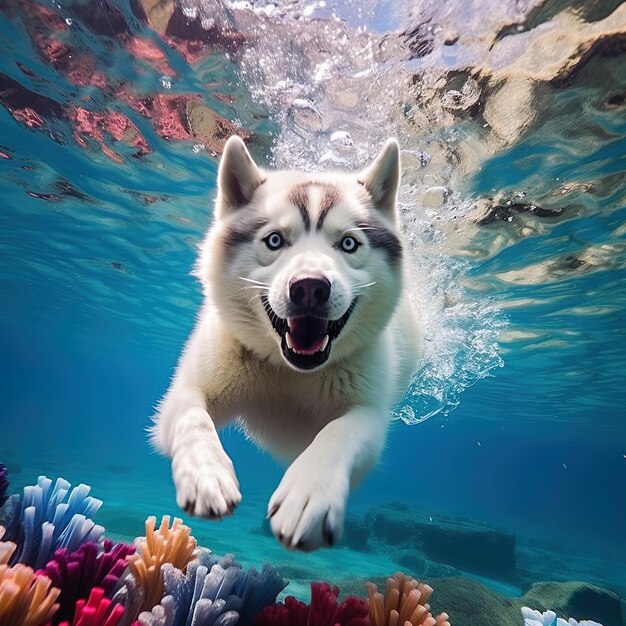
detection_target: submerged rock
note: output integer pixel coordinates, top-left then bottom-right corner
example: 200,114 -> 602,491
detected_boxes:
364,503 -> 517,583
426,577 -> 623,626
521,581 -> 623,626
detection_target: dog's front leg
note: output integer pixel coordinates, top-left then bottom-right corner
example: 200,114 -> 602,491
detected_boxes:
155,385 -> 241,519
267,405 -> 388,551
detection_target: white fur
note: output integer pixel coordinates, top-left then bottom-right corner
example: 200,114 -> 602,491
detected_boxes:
151,136 -> 422,550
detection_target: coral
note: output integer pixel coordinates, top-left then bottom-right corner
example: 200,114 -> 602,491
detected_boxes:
70,107 -> 150,159
151,95 -> 194,141
0,526 -> 17,565
6,476 -> 104,569
254,581 -> 369,626
1,467 -> 452,626
367,573 -> 450,626
0,463 -> 8,507
58,586 -> 125,626
138,549 -> 286,626
522,606 -> 604,626
122,515 -> 196,619
42,540 -> 135,623
0,561 -> 60,625
11,107 -> 44,127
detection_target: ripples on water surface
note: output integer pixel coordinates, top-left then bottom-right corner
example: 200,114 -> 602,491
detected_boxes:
1,0 -> 625,607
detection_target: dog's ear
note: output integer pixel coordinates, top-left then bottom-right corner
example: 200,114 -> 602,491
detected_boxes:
357,138 -> 400,219
217,136 -> 265,216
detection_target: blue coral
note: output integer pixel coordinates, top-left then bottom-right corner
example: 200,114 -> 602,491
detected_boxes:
135,548 -> 287,626
3,475 -> 104,568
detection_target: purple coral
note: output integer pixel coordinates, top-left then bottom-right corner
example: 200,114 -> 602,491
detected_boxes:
0,463 -> 8,507
41,539 -> 135,623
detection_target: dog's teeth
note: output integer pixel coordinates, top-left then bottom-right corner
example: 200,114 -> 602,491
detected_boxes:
320,335 -> 329,351
285,332 -> 294,350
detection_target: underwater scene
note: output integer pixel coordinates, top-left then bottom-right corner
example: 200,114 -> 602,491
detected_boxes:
1,0 -> 625,624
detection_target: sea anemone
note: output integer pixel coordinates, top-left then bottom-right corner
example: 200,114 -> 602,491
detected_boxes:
42,540 -> 135,623
254,581 -> 369,626
0,561 -> 60,625
367,573 -> 450,626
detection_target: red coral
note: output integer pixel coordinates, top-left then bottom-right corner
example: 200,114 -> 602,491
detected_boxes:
12,107 -> 44,127
254,582 -> 369,626
58,587 -> 125,626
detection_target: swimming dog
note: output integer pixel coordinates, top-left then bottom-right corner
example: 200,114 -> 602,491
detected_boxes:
151,136 -> 421,550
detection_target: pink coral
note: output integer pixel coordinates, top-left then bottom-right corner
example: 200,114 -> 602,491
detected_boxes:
70,106 -> 150,158
58,587 -> 125,626
12,107 -> 44,127
151,95 -> 195,140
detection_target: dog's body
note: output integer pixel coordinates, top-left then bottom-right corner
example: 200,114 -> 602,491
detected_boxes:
151,136 -> 421,550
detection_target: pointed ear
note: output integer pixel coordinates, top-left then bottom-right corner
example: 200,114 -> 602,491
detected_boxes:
217,136 -> 265,216
357,138 -> 400,218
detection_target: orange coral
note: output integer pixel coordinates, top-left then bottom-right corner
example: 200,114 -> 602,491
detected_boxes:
0,562 -> 60,626
367,572 -> 450,626
0,526 -> 17,566
127,515 -> 196,613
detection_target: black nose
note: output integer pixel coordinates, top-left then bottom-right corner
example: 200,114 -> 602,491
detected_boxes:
289,276 -> 331,308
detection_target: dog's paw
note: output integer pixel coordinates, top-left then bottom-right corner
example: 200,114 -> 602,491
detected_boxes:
267,454 -> 349,551
172,445 -> 241,519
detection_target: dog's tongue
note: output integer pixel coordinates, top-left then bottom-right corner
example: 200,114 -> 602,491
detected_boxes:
287,316 -> 329,354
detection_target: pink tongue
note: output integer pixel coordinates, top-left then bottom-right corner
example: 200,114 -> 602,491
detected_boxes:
288,316 -> 329,353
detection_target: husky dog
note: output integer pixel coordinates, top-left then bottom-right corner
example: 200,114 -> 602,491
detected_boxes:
151,136 -> 421,551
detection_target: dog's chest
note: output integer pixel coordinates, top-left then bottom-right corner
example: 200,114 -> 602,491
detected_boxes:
206,357 -> 361,457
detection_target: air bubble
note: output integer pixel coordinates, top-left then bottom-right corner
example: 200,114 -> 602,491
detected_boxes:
289,98 -> 323,132
160,75 -> 173,89
182,6 -> 198,18
441,77 -> 480,111
329,130 -> 354,153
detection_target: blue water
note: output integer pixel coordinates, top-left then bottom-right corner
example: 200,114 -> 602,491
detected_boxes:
1,0 -> 626,615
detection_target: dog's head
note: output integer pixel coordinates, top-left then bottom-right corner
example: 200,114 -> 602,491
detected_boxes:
200,136 -> 405,371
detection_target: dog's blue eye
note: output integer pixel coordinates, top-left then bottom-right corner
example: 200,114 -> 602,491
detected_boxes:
264,232 -> 284,251
339,235 -> 360,253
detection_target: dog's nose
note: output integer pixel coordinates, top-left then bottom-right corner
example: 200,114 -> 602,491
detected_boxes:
289,276 -> 331,308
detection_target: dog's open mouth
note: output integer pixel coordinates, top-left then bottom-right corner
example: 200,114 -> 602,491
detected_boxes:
262,297 -> 357,370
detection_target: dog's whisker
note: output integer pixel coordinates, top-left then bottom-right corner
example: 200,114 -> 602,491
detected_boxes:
353,281 -> 377,289
237,276 -> 269,286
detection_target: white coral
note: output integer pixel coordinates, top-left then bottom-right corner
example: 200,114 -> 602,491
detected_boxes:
521,606 -> 604,626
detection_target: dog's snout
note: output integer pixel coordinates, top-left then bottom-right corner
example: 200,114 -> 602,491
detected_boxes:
289,276 -> 331,308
